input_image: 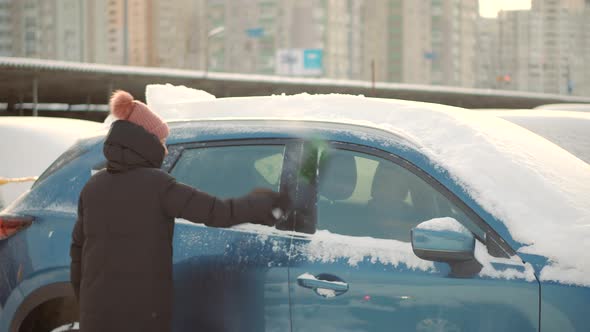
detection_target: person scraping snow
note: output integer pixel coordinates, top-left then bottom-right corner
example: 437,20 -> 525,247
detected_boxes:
70,90 -> 289,332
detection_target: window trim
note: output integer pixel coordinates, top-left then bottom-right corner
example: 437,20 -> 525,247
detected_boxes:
164,138 -> 292,172
308,141 -> 514,258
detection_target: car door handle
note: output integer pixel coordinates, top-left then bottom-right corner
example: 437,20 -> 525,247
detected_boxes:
297,273 -> 349,292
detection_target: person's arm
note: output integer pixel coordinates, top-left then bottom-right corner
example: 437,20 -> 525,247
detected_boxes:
161,178 -> 282,227
70,197 -> 84,301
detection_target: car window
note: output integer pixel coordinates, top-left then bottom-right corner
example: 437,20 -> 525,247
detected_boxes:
170,145 -> 285,199
317,148 -> 482,242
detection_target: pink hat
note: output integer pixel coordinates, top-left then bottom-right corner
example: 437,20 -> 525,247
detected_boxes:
109,90 -> 169,140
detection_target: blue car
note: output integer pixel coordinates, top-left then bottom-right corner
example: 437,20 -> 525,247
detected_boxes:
1,95 -> 588,331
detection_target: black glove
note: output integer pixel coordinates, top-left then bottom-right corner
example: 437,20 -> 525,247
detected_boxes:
235,188 -> 291,226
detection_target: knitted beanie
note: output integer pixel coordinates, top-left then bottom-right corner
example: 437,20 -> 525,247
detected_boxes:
109,90 -> 169,140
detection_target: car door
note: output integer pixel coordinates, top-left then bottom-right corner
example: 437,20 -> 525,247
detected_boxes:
166,139 -> 297,332
288,142 -> 540,332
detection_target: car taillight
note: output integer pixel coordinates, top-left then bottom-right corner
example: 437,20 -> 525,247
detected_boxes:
0,214 -> 34,240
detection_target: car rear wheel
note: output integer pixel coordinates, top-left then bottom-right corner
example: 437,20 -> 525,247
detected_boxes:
18,297 -> 79,332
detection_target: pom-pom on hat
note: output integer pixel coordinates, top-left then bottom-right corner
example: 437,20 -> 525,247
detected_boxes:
109,90 -> 169,140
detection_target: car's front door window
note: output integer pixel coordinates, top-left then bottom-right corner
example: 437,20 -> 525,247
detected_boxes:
170,145 -> 285,199
317,148 -> 483,242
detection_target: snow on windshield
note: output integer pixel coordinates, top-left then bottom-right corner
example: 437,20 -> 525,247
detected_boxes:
152,85 -> 590,287
0,117 -> 101,207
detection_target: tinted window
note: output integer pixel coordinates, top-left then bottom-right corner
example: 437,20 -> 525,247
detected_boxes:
171,145 -> 285,199
317,148 -> 481,242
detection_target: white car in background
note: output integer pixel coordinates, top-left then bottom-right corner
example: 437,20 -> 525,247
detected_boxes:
533,103 -> 590,112
473,109 -> 590,164
0,116 -> 102,209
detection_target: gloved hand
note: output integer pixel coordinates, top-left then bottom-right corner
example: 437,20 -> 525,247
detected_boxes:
240,187 -> 291,226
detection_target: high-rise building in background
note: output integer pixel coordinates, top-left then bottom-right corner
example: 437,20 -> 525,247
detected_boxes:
11,0 -> 41,58
125,0 -> 150,66
399,0 -> 431,84
275,0 -> 325,77
0,0 -> 11,56
532,0 -> 585,95
150,0 -> 205,69
497,10 -> 535,92
347,0 -> 364,80
1,0 -> 588,96
352,0 -> 432,84
431,0 -> 478,88
9,0 -> 84,61
324,0 -> 351,79
359,0 -> 389,82
474,17 -> 499,89
84,0 -> 110,65
486,0 -> 588,95
204,0 -> 285,75
52,0 -> 85,61
583,0 -> 590,95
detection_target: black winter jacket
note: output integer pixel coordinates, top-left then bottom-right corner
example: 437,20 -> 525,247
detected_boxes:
70,120 -> 282,332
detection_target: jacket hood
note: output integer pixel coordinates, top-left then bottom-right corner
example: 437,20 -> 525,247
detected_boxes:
104,120 -> 165,172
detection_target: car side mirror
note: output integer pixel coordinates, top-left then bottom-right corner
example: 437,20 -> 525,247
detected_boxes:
411,218 -> 482,277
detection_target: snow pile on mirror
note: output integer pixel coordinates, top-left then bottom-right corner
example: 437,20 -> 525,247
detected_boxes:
415,217 -> 471,235
148,85 -> 590,287
416,218 -> 535,281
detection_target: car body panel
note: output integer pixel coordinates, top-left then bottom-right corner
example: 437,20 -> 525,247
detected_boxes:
539,282 -> 590,332
288,248 -> 538,332
171,222 -> 292,331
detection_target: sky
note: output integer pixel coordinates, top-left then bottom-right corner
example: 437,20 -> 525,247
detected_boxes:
479,0 -> 532,18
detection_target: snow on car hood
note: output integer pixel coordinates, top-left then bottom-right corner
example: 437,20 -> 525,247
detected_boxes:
151,86 -> 590,287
